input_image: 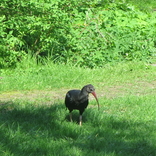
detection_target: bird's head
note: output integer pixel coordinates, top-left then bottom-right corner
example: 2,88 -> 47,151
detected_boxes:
85,84 -> 95,93
83,84 -> 100,110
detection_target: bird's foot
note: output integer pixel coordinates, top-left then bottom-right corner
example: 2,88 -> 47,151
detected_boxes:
79,115 -> 82,126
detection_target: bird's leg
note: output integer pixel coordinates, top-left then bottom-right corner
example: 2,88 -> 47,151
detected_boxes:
79,115 -> 82,126
70,112 -> 73,122
79,110 -> 84,126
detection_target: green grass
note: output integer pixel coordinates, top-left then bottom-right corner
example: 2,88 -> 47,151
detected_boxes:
0,96 -> 155,156
0,61 -> 156,156
123,0 -> 156,12
0,61 -> 156,92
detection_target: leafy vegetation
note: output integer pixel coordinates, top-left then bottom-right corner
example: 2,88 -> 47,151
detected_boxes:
1,0 -> 156,68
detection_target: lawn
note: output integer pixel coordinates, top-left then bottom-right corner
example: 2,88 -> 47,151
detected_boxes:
0,62 -> 156,156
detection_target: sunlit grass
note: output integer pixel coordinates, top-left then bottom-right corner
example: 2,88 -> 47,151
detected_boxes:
123,0 -> 156,12
0,61 -> 156,92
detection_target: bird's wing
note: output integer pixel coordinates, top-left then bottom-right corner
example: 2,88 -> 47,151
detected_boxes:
65,90 -> 81,105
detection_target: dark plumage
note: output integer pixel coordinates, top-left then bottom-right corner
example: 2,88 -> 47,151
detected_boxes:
65,84 -> 99,125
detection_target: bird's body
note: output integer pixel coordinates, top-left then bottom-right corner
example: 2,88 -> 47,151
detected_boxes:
65,84 -> 99,125
65,89 -> 89,115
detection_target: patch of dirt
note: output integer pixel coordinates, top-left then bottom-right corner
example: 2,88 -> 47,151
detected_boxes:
0,89 -> 67,104
0,81 -> 156,104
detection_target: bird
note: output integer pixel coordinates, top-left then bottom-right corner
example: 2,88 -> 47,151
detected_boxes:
65,84 -> 99,126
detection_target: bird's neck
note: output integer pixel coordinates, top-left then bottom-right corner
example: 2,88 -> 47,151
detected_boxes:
79,89 -> 89,99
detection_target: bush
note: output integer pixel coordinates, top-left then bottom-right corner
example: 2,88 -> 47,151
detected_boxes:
0,0 -> 156,68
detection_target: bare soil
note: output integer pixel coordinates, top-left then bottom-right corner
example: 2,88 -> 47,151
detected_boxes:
0,81 -> 156,104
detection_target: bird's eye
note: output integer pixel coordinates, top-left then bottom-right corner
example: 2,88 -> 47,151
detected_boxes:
90,88 -> 93,91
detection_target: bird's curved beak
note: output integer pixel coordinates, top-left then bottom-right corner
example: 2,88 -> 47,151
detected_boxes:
91,91 -> 100,110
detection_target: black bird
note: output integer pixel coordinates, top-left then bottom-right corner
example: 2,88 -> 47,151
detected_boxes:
65,84 -> 99,125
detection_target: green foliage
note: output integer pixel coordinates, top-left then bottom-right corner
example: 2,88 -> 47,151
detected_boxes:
0,0 -> 156,68
69,3 -> 156,67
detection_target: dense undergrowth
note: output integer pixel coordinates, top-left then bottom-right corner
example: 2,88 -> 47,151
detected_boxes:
1,0 -> 156,68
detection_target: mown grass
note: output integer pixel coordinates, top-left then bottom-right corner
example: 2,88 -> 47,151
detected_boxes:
0,95 -> 155,156
0,61 -> 156,156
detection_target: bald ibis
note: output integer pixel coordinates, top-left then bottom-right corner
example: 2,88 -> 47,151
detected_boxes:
65,84 -> 99,125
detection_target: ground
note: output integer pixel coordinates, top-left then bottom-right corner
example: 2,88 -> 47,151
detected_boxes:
1,80 -> 156,105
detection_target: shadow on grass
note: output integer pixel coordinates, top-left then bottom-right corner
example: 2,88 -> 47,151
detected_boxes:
65,111 -> 83,125
0,101 -> 155,156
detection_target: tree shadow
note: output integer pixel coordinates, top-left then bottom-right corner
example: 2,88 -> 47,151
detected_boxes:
0,100 -> 68,155
0,101 -> 155,156
81,108 -> 156,156
65,110 -> 86,125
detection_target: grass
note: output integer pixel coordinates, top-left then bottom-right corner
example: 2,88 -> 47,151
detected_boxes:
122,0 -> 156,12
0,61 -> 156,92
0,61 -> 156,156
0,96 -> 155,156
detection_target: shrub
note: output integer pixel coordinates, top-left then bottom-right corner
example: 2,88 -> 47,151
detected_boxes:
0,0 -> 156,68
